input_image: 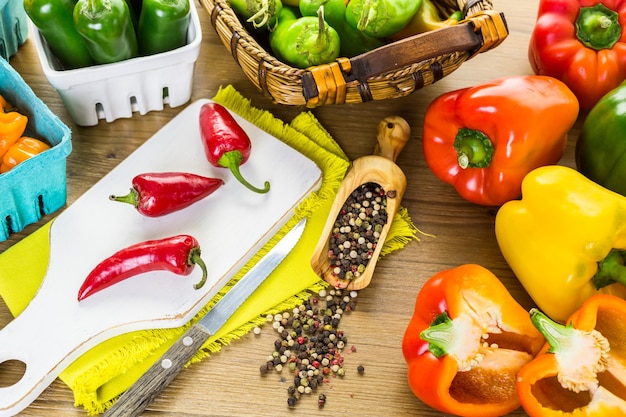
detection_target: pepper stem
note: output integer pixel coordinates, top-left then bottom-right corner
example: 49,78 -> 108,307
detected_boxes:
453,127 -> 494,169
247,0 -> 270,28
189,246 -> 208,290
529,308 -> 610,392
593,249 -> 626,289
576,3 -> 621,50
219,150 -> 270,194
356,0 -> 375,31
109,188 -> 140,208
316,6 -> 326,50
529,308 -> 573,353
419,312 -> 456,358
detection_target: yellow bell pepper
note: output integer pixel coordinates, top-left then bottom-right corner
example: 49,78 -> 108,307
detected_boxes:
495,165 -> 626,323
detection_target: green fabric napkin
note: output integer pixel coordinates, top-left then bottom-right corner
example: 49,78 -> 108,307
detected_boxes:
0,85 -> 421,414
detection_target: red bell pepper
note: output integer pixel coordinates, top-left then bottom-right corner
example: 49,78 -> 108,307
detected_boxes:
422,75 -> 579,206
528,0 -> 626,110
77,235 -> 208,301
402,264 -> 546,416
109,172 -> 224,217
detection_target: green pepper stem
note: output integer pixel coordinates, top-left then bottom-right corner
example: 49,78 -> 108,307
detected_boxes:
356,0 -> 374,32
419,312 -> 455,357
529,308 -> 574,353
593,249 -> 626,289
453,127 -> 494,169
219,150 -> 270,194
109,188 -> 139,207
316,5 -> 326,50
189,246 -> 208,289
576,3 -> 621,50
82,0 -> 108,19
247,0 -> 271,28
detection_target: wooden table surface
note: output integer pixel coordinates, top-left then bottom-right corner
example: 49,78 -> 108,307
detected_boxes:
1,0 -> 573,415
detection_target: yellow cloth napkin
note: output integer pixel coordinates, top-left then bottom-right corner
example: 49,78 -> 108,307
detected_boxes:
0,85 -> 421,414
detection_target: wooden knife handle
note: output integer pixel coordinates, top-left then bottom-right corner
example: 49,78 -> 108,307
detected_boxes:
103,324 -> 211,417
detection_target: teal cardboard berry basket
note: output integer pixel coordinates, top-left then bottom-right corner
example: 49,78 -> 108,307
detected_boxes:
0,58 -> 72,243
0,0 -> 28,60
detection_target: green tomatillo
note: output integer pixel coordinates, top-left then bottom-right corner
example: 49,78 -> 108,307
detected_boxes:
345,0 -> 422,39
228,0 -> 283,30
298,0 -> 383,57
269,5 -> 340,68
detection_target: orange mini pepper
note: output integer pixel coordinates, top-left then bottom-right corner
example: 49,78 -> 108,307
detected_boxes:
0,94 -> 10,112
0,108 -> 28,157
1,136 -> 50,173
402,264 -> 545,417
517,294 -> 626,416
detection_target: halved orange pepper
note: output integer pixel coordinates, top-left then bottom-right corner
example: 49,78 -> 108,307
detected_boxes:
517,294 -> 626,416
402,264 -> 546,417
0,95 -> 28,157
1,136 -> 50,173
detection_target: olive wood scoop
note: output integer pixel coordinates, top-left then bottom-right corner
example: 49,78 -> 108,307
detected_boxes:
311,115 -> 410,291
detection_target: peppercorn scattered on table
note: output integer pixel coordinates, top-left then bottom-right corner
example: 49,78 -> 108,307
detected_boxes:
1,1 -> 577,416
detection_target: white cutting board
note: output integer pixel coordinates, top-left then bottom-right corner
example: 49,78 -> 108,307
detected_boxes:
0,99 -> 322,416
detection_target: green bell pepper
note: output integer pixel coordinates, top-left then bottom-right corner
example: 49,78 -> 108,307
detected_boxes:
24,0 -> 94,69
298,0 -> 383,57
576,81 -> 626,197
345,0 -> 423,39
269,5 -> 340,68
73,0 -> 138,64
138,0 -> 190,55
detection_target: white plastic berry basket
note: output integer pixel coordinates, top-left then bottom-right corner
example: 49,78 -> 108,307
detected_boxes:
30,0 -> 202,127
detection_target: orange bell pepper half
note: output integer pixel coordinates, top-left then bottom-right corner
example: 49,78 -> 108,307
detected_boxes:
517,294 -> 626,416
422,75 -> 579,206
402,264 -> 545,417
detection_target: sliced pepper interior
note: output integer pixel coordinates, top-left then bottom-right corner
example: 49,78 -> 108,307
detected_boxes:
421,290 -> 541,405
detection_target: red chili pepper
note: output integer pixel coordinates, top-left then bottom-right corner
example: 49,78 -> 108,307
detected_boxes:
199,102 -> 270,194
109,172 -> 224,217
77,234 -> 208,301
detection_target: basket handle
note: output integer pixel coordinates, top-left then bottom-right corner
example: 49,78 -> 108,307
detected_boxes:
302,10 -> 509,107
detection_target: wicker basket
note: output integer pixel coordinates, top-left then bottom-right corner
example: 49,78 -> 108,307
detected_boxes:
201,0 -> 508,107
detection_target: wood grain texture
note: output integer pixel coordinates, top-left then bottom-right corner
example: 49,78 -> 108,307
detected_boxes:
1,0 -> 569,415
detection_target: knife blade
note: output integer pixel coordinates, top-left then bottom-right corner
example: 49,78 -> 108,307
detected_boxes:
103,217 -> 307,417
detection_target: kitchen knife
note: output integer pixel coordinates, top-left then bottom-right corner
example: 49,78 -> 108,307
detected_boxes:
103,217 -> 307,417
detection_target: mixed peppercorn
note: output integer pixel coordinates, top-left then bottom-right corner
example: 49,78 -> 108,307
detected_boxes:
327,182 -> 388,284
258,287 -> 360,407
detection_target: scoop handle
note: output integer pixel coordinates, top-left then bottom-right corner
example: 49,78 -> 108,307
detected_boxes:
373,115 -> 411,162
